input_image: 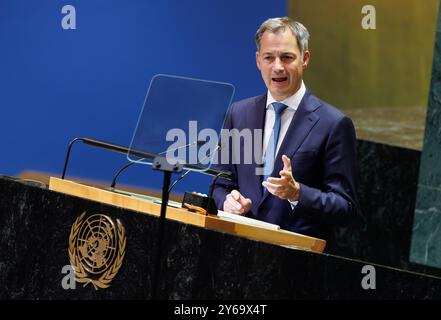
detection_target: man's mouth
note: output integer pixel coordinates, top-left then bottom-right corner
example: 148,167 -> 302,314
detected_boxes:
272,77 -> 288,82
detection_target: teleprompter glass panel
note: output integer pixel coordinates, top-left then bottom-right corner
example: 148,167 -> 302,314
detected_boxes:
128,74 -> 235,171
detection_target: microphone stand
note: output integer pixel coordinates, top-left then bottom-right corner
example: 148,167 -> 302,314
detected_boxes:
150,156 -> 182,300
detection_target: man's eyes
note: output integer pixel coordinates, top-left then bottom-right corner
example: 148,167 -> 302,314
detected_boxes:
263,56 -> 295,61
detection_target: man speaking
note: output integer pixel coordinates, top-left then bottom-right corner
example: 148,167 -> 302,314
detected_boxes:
211,17 -> 358,240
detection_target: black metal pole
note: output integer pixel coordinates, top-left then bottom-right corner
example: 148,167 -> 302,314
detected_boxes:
151,170 -> 172,300
61,137 -> 83,179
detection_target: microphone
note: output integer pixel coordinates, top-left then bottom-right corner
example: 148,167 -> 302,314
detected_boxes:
208,170 -> 227,202
110,139 -> 207,189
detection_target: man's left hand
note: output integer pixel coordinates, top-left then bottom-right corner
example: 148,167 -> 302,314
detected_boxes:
262,154 -> 300,201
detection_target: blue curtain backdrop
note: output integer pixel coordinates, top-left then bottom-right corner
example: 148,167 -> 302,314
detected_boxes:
0,0 -> 285,194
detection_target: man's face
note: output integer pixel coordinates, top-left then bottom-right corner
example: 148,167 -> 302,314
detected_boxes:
256,29 -> 310,101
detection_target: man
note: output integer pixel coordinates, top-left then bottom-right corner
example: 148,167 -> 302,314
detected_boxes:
211,17 -> 358,240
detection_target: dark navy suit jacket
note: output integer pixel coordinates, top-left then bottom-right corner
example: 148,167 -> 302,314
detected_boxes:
211,90 -> 358,240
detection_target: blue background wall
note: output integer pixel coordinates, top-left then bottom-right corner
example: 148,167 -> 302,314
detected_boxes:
0,0 -> 286,194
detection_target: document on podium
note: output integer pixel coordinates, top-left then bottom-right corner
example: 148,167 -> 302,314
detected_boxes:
112,189 -> 279,230
217,210 -> 280,231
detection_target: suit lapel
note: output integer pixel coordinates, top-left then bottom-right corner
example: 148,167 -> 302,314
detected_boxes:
258,90 -> 321,206
248,94 -> 267,199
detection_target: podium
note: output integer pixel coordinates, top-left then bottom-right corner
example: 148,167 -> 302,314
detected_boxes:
1,175 -> 441,299
48,177 -> 326,253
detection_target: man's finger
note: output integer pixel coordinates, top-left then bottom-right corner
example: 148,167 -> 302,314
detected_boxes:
244,198 -> 252,207
231,189 -> 241,201
279,170 -> 293,181
282,155 -> 291,171
226,193 -> 242,211
225,202 -> 241,214
267,177 -> 286,185
262,181 -> 279,195
227,198 -> 241,211
231,190 -> 249,205
263,180 -> 282,191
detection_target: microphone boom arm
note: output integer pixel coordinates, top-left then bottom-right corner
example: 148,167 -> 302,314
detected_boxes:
61,137 -> 234,180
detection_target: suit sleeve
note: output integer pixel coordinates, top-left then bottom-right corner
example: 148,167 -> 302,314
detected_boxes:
295,116 -> 359,225
210,103 -> 239,210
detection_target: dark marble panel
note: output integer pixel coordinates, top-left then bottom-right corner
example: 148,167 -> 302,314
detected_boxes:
328,140 -> 441,275
418,44 -> 441,187
411,187 -> 441,268
411,4 -> 441,269
0,176 -> 154,299
160,225 -> 441,299
1,176 -> 441,299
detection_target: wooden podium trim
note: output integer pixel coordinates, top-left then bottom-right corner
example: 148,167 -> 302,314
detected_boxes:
49,177 -> 326,253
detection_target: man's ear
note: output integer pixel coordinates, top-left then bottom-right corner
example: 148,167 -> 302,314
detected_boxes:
256,51 -> 261,70
302,50 -> 310,69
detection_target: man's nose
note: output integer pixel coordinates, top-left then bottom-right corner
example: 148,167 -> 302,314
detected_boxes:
273,58 -> 284,72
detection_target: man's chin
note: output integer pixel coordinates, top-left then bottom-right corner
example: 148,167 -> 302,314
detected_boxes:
269,88 -> 290,100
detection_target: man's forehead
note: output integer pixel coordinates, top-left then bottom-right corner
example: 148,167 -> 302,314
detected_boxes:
262,28 -> 296,39
260,30 -> 300,50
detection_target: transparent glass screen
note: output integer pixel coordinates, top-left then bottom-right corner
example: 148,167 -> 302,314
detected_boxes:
128,74 -> 235,171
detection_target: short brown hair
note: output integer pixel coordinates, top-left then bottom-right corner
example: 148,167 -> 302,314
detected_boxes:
255,17 -> 310,56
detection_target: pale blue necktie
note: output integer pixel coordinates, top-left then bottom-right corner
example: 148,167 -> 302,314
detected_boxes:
263,102 -> 288,188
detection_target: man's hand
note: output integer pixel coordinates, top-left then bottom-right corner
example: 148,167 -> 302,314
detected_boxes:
262,154 -> 300,201
223,190 -> 252,215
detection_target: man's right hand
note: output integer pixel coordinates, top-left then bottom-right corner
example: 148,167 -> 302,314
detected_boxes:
223,190 -> 252,215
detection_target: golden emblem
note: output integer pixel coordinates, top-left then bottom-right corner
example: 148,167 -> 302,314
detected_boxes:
68,212 -> 126,289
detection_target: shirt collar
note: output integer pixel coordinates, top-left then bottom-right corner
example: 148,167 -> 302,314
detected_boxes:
266,80 -> 306,112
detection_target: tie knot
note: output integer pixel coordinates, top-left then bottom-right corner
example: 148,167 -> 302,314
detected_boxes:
272,102 -> 288,115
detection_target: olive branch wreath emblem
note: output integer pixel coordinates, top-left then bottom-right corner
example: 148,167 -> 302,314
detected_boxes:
68,212 -> 126,289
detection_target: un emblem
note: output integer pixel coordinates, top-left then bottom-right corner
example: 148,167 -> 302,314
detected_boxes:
68,212 -> 126,289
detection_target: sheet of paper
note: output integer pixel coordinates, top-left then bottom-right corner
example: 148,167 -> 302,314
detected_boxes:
217,210 -> 280,230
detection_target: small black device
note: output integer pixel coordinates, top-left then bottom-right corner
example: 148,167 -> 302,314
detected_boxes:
182,192 -> 218,215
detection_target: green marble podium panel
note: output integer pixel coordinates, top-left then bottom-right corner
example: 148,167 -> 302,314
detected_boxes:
410,3 -> 441,269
